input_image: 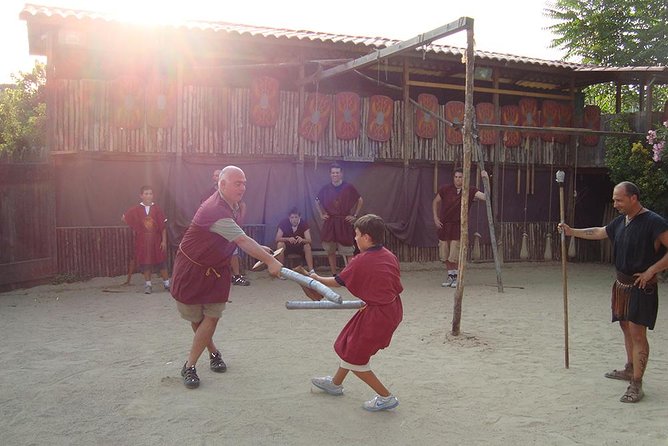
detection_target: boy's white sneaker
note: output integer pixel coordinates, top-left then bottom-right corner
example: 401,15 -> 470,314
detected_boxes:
363,395 -> 399,411
311,376 -> 344,395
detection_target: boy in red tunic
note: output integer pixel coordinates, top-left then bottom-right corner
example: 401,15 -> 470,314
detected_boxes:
122,185 -> 170,294
309,214 -> 403,411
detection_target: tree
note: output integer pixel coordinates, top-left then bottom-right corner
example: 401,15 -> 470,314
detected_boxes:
0,62 -> 47,160
544,0 -> 668,113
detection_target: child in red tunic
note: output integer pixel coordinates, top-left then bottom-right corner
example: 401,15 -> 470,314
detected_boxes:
309,214 -> 403,411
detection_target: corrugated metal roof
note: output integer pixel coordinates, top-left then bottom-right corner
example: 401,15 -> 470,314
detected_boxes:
20,3 -> 588,70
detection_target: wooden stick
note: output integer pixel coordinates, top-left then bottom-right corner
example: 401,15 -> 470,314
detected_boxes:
557,170 -> 570,369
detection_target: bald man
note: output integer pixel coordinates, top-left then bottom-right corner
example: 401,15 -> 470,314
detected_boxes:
172,166 -> 282,389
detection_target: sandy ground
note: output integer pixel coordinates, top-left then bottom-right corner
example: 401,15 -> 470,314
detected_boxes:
1,262 -> 667,446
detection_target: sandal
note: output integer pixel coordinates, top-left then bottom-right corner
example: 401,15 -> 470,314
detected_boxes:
620,380 -> 644,403
604,363 -> 632,381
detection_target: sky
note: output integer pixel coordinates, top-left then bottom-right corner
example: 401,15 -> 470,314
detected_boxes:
0,0 -> 569,84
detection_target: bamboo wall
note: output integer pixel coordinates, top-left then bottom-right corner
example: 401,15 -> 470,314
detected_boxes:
51,79 -> 589,166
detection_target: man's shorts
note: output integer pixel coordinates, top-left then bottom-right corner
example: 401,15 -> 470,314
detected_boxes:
322,241 -> 355,256
176,301 -> 226,323
438,240 -> 460,264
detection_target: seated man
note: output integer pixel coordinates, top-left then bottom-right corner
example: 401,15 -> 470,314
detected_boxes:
275,207 -> 315,274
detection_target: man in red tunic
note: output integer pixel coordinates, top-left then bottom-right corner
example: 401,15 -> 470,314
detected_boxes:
122,185 -> 170,294
432,168 -> 487,287
171,166 -> 282,389
315,163 -> 363,275
309,214 -> 403,411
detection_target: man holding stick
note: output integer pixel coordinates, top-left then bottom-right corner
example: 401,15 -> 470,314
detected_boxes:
559,181 -> 668,403
171,166 -> 282,389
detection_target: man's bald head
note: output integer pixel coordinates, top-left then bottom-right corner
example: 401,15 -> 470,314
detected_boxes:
219,166 -> 247,204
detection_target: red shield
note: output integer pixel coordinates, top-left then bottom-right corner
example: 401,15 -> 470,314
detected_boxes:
540,100 -> 559,142
519,98 -> 539,138
555,103 -> 573,144
475,102 -> 498,145
415,93 -> 439,139
112,76 -> 144,129
445,101 -> 464,145
334,92 -> 361,140
367,95 -> 393,142
146,76 -> 176,128
501,105 -> 521,148
299,93 -> 332,142
582,105 -> 601,146
250,76 -> 280,127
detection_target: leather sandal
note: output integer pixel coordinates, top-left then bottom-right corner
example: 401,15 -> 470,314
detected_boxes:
604,363 -> 632,381
620,380 -> 644,403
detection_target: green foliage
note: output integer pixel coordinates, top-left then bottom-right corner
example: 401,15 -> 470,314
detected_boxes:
545,0 -> 668,113
0,62 -> 47,160
604,116 -> 668,217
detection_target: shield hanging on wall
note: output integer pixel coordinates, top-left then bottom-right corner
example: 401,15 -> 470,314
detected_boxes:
299,93 -> 332,142
555,102 -> 573,144
146,76 -> 176,128
540,100 -> 559,142
445,101 -> 464,145
519,97 -> 539,139
475,102 -> 498,145
367,95 -> 393,142
334,92 -> 361,140
415,93 -> 439,139
501,104 -> 521,148
250,76 -> 280,127
112,76 -> 144,129
582,104 -> 601,146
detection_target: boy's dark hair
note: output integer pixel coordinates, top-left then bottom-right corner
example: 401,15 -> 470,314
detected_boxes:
288,206 -> 300,216
354,214 -> 385,245
453,168 -> 463,175
330,162 -> 343,171
140,185 -> 152,194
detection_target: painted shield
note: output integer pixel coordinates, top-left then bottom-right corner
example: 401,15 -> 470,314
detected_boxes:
415,93 -> 439,139
112,76 -> 144,129
146,77 -> 176,128
445,101 -> 464,145
367,95 -> 393,142
540,100 -> 559,142
582,104 -> 601,146
519,98 -> 539,138
299,93 -> 332,142
334,92 -> 361,140
555,103 -> 573,144
475,102 -> 498,145
501,104 -> 521,148
250,76 -> 280,127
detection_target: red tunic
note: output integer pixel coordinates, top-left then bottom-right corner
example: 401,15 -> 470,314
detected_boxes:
171,193 -> 239,305
316,181 -> 360,246
334,246 -> 403,365
436,184 -> 478,241
123,203 -> 167,265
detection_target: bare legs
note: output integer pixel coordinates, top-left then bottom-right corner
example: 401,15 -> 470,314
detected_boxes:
186,316 -> 220,367
619,320 -> 649,381
331,366 -> 391,397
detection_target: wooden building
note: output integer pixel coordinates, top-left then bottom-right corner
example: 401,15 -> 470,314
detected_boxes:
3,3 -> 668,288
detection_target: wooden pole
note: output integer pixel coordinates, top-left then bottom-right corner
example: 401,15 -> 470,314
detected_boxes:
451,20 -> 475,337
557,170 -> 570,369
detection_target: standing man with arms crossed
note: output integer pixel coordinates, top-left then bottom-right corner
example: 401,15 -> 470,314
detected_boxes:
559,181 -> 668,403
316,163 -> 363,275
432,168 -> 487,287
172,166 -> 282,389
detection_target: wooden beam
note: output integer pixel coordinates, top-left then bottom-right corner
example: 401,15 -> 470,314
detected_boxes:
408,80 -> 573,101
298,17 -> 471,85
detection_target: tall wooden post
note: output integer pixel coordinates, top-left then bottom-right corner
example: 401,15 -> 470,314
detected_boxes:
451,19 -> 475,336
557,170 -> 570,368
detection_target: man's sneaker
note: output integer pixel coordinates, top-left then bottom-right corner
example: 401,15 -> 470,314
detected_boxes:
144,284 -> 152,294
232,275 -> 250,286
441,274 -> 455,287
181,362 -> 200,389
363,395 -> 399,412
210,351 -> 227,373
163,283 -> 170,291
311,376 -> 344,395
449,276 -> 458,288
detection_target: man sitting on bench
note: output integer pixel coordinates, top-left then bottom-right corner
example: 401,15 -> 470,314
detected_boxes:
275,207 -> 315,274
